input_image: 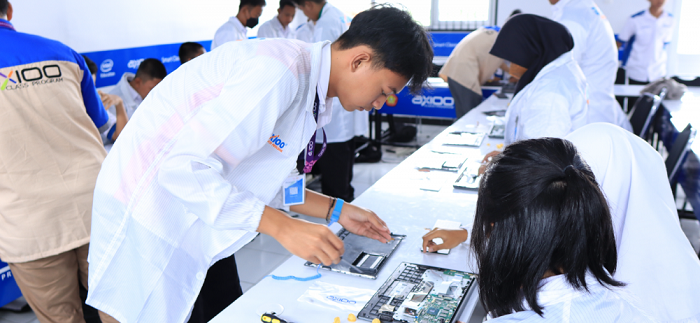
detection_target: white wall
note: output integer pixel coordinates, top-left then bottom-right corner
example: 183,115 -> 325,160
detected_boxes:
8,0 -> 678,53
10,0 -> 239,52
496,0 -> 676,33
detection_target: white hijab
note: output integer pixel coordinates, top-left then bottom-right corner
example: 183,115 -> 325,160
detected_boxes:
566,123 -> 700,322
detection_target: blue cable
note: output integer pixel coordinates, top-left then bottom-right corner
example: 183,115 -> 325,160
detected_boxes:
268,263 -> 322,281
267,200 -> 346,282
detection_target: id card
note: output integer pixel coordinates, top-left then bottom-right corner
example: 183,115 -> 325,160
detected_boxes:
283,173 -> 305,206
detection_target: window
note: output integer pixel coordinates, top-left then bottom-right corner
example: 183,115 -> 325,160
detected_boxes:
334,0 -> 374,18
677,0 -> 700,55
667,0 -> 700,78
377,0 -> 432,27
370,0 -> 494,30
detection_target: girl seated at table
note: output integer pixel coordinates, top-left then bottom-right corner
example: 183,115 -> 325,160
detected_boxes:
433,137 -> 652,322
429,124 -> 700,322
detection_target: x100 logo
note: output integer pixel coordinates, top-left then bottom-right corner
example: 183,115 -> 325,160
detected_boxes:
1,65 -> 62,91
411,95 -> 454,108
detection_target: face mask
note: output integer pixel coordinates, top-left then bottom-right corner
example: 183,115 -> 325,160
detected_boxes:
245,17 -> 259,28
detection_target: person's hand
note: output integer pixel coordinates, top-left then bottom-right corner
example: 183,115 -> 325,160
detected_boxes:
422,228 -> 469,253
274,215 -> 345,266
338,203 -> 392,243
98,91 -> 123,110
479,150 -> 501,175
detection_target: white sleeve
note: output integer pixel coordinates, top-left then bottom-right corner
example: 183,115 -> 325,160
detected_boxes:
157,54 -> 300,232
212,26 -> 235,50
518,89 -> 573,141
664,16 -> 675,43
618,17 -> 635,42
257,21 -> 274,38
559,20 -> 587,63
314,20 -> 344,43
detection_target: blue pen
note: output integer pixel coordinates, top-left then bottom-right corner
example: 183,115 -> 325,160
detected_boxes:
514,116 -> 519,140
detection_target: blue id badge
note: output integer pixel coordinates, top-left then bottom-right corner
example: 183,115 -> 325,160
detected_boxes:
283,173 -> 305,206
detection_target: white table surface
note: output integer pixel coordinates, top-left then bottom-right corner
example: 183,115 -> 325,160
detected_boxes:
211,94 -> 511,323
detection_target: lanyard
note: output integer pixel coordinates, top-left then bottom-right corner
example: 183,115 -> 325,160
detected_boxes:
0,20 -> 14,31
318,3 -> 326,20
303,93 -> 327,173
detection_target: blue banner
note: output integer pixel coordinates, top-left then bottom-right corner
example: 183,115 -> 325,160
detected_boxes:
380,86 -> 457,118
430,32 -> 469,57
83,41 -> 212,88
0,261 -> 21,308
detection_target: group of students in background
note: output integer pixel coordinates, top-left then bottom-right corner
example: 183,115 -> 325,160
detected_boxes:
2,0 -> 700,323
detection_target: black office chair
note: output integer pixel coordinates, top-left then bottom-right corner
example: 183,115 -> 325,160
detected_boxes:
628,88 -> 667,139
666,124 -> 696,184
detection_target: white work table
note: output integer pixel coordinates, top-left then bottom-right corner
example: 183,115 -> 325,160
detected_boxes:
211,95 -> 511,323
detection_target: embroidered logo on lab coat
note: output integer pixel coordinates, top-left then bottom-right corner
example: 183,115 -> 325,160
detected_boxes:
268,134 -> 286,152
386,93 -> 398,107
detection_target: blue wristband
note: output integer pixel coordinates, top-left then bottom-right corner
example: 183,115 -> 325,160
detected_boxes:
329,198 -> 344,226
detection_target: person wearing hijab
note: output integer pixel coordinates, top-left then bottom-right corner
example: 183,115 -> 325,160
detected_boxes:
490,14 -> 589,144
566,123 -> 700,322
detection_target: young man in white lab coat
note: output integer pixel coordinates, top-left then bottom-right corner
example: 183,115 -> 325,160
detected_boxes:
257,0 -> 296,39
618,0 -> 675,84
292,0 -> 366,202
108,58 -> 166,120
86,6 -> 433,323
211,0 -> 265,50
550,0 -> 631,131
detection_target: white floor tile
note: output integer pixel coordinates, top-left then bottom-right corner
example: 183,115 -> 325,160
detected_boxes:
241,233 -> 291,256
0,311 -> 37,323
234,249 -> 291,284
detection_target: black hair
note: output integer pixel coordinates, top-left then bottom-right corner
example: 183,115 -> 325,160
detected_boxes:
279,0 -> 295,9
135,58 -> 167,81
334,5 -> 433,95
290,0 -> 324,5
83,55 -> 98,76
240,0 -> 266,9
178,42 -> 204,64
510,9 -> 522,16
0,0 -> 7,16
471,138 -> 623,318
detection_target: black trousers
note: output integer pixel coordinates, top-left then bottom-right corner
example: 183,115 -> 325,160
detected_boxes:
188,255 -> 243,323
448,77 -> 483,118
301,138 -> 356,202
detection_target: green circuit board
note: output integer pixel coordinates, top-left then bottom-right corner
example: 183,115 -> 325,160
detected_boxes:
415,294 -> 459,323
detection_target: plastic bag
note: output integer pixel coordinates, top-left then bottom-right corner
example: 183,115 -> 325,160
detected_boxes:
297,281 -> 375,312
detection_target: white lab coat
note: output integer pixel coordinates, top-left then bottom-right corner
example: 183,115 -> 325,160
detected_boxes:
566,123 -> 700,323
504,52 -> 589,144
295,20 -> 314,43
86,39 -> 333,323
551,0 -> 631,131
258,15 -> 296,39
107,72 -> 142,119
311,3 -> 368,143
487,272 -> 654,322
211,16 -> 247,50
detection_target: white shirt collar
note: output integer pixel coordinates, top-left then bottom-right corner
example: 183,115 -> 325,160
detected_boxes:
125,74 -> 143,105
315,43 -> 333,128
229,16 -> 247,36
272,15 -> 289,36
551,0 -> 572,20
